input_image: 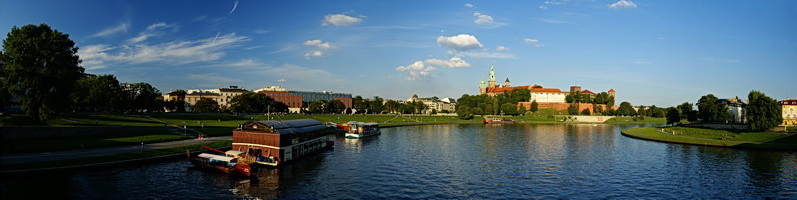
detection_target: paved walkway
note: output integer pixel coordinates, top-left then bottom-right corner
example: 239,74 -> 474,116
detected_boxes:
1,136 -> 231,165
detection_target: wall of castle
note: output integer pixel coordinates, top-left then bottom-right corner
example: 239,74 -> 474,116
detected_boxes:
517,102 -> 613,114
530,92 -> 566,103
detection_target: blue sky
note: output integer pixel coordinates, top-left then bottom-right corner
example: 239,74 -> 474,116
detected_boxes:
2,0 -> 795,106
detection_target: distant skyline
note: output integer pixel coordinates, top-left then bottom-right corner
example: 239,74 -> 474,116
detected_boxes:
2,0 -> 795,106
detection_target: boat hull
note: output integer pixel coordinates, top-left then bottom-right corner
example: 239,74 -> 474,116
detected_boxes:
190,157 -> 252,177
345,130 -> 380,138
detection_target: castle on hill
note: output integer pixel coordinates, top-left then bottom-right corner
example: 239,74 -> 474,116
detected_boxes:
478,65 -> 617,113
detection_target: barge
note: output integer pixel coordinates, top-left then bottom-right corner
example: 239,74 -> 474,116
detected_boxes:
232,119 -> 335,167
340,121 -> 381,138
189,148 -> 253,177
483,116 -> 516,124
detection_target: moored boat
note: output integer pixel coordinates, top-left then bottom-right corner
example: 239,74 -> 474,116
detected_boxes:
483,116 -> 516,124
232,119 -> 335,167
189,148 -> 253,177
342,121 -> 381,138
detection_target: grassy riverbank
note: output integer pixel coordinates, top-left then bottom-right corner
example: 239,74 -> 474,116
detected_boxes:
2,129 -> 189,154
621,127 -> 797,150
1,140 -> 231,172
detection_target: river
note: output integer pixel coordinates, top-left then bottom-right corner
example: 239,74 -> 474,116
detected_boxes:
2,124 -> 795,199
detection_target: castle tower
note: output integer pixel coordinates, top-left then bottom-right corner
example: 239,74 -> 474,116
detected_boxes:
570,86 -> 582,93
488,65 -> 496,88
504,78 -> 511,87
608,89 -> 616,97
479,79 -> 486,94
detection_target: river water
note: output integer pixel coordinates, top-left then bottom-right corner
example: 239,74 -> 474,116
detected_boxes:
2,124 -> 796,199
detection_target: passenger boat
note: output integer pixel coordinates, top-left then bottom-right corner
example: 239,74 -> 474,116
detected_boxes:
232,119 -> 335,167
189,147 -> 253,177
341,121 -> 381,138
483,116 -> 516,124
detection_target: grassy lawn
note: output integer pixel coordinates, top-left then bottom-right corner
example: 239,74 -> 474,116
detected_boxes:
788,126 -> 797,133
2,129 -> 189,154
622,127 -> 797,150
48,114 -> 164,127
1,140 -> 232,172
605,117 -> 666,123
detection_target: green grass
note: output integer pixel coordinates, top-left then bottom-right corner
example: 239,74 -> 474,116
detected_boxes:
47,114 -> 164,127
2,129 -> 189,154
0,114 -> 49,126
622,127 -> 797,150
788,126 -> 797,133
664,127 -> 797,143
527,109 -> 568,115
1,140 -> 232,172
604,117 -> 666,123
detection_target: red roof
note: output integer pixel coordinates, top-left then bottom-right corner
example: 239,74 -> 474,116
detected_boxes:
782,99 -> 797,105
580,90 -> 594,94
530,88 -> 563,93
608,89 -> 615,92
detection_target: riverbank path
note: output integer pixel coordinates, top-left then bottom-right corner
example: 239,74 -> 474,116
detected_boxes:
1,136 -> 231,165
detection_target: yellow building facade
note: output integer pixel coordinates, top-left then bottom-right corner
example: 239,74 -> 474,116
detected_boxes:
782,99 -> 797,126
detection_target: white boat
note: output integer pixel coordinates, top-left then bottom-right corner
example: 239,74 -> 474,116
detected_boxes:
343,122 -> 381,138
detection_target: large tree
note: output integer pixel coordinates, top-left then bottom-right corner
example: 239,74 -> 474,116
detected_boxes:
192,98 -> 220,113
368,96 -> 385,114
666,107 -> 681,125
677,102 -> 693,120
530,100 -> 539,112
1,24 -> 84,121
697,94 -> 730,122
229,92 -> 288,113
72,75 -> 124,112
746,90 -> 782,131
500,103 -> 517,115
616,102 -> 636,116
125,82 -> 161,113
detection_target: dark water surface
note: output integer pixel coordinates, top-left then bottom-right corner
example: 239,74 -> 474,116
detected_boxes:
3,124 -> 796,199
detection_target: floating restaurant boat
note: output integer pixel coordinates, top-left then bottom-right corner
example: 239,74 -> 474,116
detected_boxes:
189,147 -> 253,177
339,121 -> 381,138
232,119 -> 335,167
483,116 -> 516,124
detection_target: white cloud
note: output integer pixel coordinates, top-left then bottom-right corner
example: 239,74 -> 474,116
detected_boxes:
473,12 -> 495,25
322,14 -> 363,27
539,6 -> 548,10
396,57 -> 471,80
437,34 -> 483,51
126,22 -> 179,44
495,46 -> 508,51
608,0 -> 637,9
277,79 -> 286,82
92,23 -> 130,37
229,0 -> 239,15
253,29 -> 271,34
524,38 -> 544,47
464,3 -> 474,8
305,50 -> 324,58
79,32 -> 249,70
303,40 -> 336,50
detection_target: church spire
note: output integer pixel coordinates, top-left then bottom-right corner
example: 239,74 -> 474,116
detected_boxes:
489,65 -> 496,82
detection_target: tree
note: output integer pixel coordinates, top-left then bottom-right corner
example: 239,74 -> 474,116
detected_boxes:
581,108 -> 591,115
352,96 -> 367,114
594,104 -> 603,115
501,103 -> 517,115
471,107 -> 484,116
229,92 -> 288,113
746,90 -> 782,131
125,82 -> 162,113
457,106 -> 473,120
616,102 -> 636,116
677,102 -> 693,120
72,75 -> 124,112
193,98 -> 220,113
326,100 -> 346,114
383,100 -> 401,113
697,94 -> 730,122
369,96 -> 385,114
308,100 -> 327,114
568,103 -> 579,115
530,100 -> 539,112
666,107 -> 681,125
517,104 -> 527,115
1,24 -> 84,121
